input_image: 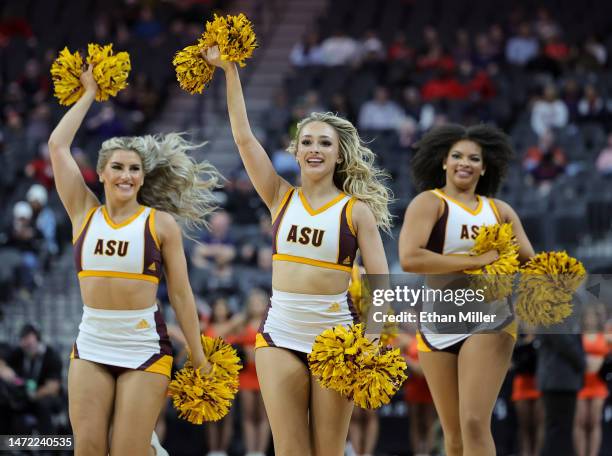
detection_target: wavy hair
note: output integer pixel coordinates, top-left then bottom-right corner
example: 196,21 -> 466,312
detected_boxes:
287,112 -> 393,233
97,133 -> 221,234
411,124 -> 514,196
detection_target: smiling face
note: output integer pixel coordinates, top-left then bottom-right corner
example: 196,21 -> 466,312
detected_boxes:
443,140 -> 485,191
99,149 -> 144,203
295,121 -> 341,182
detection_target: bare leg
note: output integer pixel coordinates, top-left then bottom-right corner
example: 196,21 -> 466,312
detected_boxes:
241,390 -> 257,452
255,391 -> 271,453
587,398 -> 605,456
574,399 -> 588,456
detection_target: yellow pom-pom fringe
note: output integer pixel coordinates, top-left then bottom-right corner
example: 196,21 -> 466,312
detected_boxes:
308,324 -> 407,409
168,335 -> 242,424
173,13 -> 257,94
172,45 -> 215,94
51,43 -> 130,106
515,251 -> 586,326
465,223 -> 520,301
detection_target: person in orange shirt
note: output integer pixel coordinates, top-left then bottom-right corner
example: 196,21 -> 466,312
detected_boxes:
238,288 -> 271,456
574,308 -> 610,456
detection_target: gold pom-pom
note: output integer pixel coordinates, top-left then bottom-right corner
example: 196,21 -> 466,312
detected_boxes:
172,45 -> 215,95
51,43 -> 130,106
308,324 -> 407,409
515,251 -> 586,326
465,223 -> 520,301
168,335 -> 242,424
86,43 -> 131,102
200,13 -> 258,67
50,47 -> 84,106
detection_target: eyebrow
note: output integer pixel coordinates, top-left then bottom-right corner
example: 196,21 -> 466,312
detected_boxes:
110,161 -> 141,166
302,135 -> 333,139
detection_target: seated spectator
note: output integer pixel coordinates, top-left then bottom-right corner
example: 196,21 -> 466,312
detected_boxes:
272,135 -> 300,182
302,90 -> 325,115
7,324 -> 63,434
451,28 -> 472,63
401,86 -> 435,132
595,133 -> 612,176
561,78 -> 581,123
328,93 -> 355,124
191,210 -> 237,270
533,7 -> 561,41
505,22 -> 539,66
17,59 -> 49,107
86,104 -> 127,141
289,32 -> 325,67
358,86 -> 406,131
359,30 -> 385,63
26,184 -> 58,260
543,35 -> 570,63
583,34 -> 607,67
530,84 -> 569,136
523,130 -> 567,189
6,201 -> 43,293
387,32 -> 414,62
472,33 -> 499,69
320,30 -> 359,66
72,148 -> 100,194
25,142 -> 54,191
421,67 -> 469,102
263,90 -> 291,150
224,170 -> 268,225
132,6 -> 163,41
238,211 -> 273,266
577,84 -> 607,124
416,42 -> 455,72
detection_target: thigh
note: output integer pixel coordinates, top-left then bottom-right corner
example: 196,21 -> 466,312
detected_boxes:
310,378 -> 354,456
68,359 -> 115,455
110,370 -> 169,456
418,350 -> 461,436
256,347 -> 311,455
457,333 -> 514,422
575,399 -> 588,426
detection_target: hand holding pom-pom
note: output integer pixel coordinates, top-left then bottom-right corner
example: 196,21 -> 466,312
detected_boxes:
202,45 -> 231,70
80,64 -> 98,95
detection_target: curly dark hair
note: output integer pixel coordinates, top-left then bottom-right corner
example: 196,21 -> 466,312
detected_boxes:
411,124 -> 514,196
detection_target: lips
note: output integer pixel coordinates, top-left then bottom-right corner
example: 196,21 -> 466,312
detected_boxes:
116,183 -> 134,191
305,156 -> 324,165
456,169 -> 472,178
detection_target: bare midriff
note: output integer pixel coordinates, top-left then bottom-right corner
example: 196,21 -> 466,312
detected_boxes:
272,260 -> 350,295
79,276 -> 158,310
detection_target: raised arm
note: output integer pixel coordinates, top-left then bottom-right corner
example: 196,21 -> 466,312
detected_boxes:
47,65 -> 99,226
203,47 -> 290,211
399,192 -> 498,274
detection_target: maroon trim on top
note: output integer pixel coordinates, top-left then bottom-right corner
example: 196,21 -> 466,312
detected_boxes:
154,305 -> 173,355
346,292 -> 360,324
337,200 -> 358,267
72,342 -> 80,359
425,199 -> 449,254
73,212 -> 96,273
271,189 -> 295,254
142,213 -> 163,280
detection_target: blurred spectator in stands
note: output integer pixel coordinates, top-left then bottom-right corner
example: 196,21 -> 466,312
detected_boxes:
472,33 -> 500,69
86,104 -> 127,141
26,184 -> 58,261
203,256 -> 241,304
132,73 -> 161,124
387,31 -> 414,62
583,34 -> 607,67
401,86 -> 435,132
320,30 -> 359,66
416,41 -> 454,73
25,142 -> 54,191
272,135 -> 300,182
543,34 -> 570,63
17,59 -> 49,108
451,28 -> 472,63
457,60 -> 496,102
561,78 -> 581,123
191,210 -> 236,270
25,103 -> 51,154
7,324 -> 63,434
577,84 -> 607,124
263,90 -> 291,150
133,6 -> 163,41
421,66 -> 468,102
238,211 -> 273,267
0,130 -> 17,206
530,84 -> 569,136
224,170 -> 268,225
506,22 -> 539,66
359,30 -> 385,64
6,202 -> 43,294
533,7 -> 561,41
290,32 -> 325,67
595,133 -> 612,176
523,130 -> 567,190
302,90 -> 325,115
72,148 -> 100,194
358,86 -> 406,131
328,93 -> 355,124
488,23 -> 505,60
397,117 -> 419,149
525,46 -> 562,77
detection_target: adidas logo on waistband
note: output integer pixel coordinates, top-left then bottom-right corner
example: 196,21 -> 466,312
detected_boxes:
136,319 -> 150,329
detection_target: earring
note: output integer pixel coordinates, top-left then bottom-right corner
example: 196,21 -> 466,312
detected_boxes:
443,165 -> 447,170
481,171 -> 485,176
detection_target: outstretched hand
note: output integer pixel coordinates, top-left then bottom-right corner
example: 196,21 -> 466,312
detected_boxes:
80,64 -> 98,94
201,46 -> 232,70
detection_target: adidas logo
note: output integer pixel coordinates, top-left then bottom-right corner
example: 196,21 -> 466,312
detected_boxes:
327,302 -> 340,312
148,262 -> 157,272
136,319 -> 150,329
343,256 -> 351,265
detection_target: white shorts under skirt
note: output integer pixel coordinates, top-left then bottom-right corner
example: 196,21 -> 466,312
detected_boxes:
255,289 -> 359,354
70,304 -> 173,378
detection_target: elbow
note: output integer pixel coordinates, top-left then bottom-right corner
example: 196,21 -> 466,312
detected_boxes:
400,253 -> 420,273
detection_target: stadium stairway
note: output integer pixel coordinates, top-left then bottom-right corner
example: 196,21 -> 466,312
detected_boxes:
149,0 -> 328,176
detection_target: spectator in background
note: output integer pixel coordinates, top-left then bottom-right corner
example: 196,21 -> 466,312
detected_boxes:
224,170 -> 268,225
505,22 -> 539,66
543,34 -> 570,63
401,86 -> 435,132
523,130 -> 567,190
17,59 -> 49,107
301,90 -> 325,115
472,33 -> 499,69
26,184 -> 58,261
271,135 -> 300,182
358,86 -> 406,131
327,93 -> 355,124
133,6 -> 163,41
7,201 -> 42,294
595,133 -> 612,176
25,103 -> 51,153
72,148 -> 100,193
451,28 -> 472,63
533,7 -> 561,42
191,210 -> 236,270
421,66 -> 468,102
263,90 -> 291,150
25,142 -> 54,191
289,32 -> 325,67
238,212 -> 274,267
561,78 -> 581,123
320,30 -> 359,66
387,31 -> 414,62
583,34 -> 607,67
86,104 -> 127,141
7,324 -> 63,434
358,30 -> 385,63
530,84 -> 569,136
577,84 -> 607,124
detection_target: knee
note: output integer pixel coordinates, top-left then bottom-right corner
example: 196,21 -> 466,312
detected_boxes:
73,433 -> 107,456
461,413 -> 490,444
442,427 -> 463,454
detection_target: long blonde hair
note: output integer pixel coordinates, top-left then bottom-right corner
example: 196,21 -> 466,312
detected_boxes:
288,112 -> 393,233
97,133 -> 221,233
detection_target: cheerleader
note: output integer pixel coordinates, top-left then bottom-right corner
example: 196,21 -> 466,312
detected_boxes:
203,46 -> 391,455
398,124 -> 535,456
48,66 -> 217,455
